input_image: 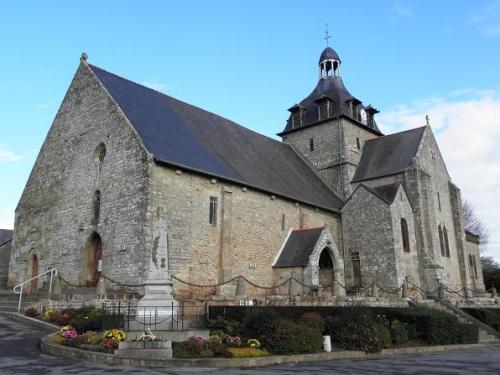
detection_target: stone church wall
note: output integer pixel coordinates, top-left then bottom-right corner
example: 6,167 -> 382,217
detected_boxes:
9,63 -> 152,287
0,241 -> 12,288
148,164 -> 342,300
342,186 -> 398,290
390,186 -> 421,288
413,128 -> 466,290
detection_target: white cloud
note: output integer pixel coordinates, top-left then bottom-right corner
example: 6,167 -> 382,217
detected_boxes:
393,0 -> 414,18
142,81 -> 169,92
0,145 -> 22,162
0,207 -> 14,230
378,89 -> 500,261
471,0 -> 500,37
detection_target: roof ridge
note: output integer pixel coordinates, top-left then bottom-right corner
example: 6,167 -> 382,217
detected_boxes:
292,226 -> 324,232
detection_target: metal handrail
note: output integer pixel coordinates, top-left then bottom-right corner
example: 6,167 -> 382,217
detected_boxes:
13,268 -> 58,313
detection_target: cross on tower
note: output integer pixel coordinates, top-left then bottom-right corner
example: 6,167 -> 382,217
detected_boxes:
324,24 -> 331,47
425,114 -> 430,125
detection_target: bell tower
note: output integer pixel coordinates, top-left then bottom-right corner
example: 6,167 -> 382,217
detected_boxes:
278,41 -> 382,200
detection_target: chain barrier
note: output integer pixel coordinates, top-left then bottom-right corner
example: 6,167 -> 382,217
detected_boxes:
100,274 -> 145,289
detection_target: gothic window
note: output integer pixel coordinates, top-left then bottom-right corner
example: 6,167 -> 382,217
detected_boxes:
309,138 -> 314,151
443,226 -> 450,257
94,143 -> 106,163
356,138 -> 361,150
438,225 -> 445,256
92,190 -> 101,224
469,254 -> 478,279
401,218 -> 410,252
437,192 -> 441,211
281,213 -> 285,231
209,196 -> 218,225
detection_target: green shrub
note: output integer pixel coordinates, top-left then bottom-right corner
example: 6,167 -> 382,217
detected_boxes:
206,315 -> 240,336
296,312 -> 325,334
378,326 -> 392,349
69,309 -> 104,333
280,321 -> 323,354
390,319 -> 409,345
332,321 -> 381,353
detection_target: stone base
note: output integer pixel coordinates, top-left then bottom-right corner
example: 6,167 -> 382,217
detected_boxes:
115,340 -> 172,359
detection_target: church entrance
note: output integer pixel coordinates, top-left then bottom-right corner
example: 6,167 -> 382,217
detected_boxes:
30,254 -> 38,293
318,248 -> 335,291
84,232 -> 102,287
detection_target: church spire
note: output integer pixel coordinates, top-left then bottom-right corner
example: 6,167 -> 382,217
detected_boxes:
318,24 -> 341,79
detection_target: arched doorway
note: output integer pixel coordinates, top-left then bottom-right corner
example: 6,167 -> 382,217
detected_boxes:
30,254 -> 38,293
84,232 -> 103,287
318,248 -> 335,289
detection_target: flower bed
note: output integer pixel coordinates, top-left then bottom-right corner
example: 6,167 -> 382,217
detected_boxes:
173,335 -> 267,359
48,326 -> 126,353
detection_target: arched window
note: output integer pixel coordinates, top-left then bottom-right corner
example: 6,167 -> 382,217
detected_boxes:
438,225 -> 445,256
92,190 -> 101,224
401,218 -> 410,252
443,226 -> 450,257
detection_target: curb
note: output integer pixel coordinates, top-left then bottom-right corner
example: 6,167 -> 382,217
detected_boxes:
39,334 -> 492,369
2,312 -> 59,332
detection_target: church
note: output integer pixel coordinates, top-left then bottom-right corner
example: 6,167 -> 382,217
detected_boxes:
7,44 -> 485,302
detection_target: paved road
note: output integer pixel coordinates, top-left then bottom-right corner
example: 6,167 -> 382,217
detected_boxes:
1,314 -> 499,374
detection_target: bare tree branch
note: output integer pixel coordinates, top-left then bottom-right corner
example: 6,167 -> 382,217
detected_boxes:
463,200 -> 490,250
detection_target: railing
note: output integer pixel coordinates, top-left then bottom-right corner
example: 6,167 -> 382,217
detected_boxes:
13,268 -> 58,313
101,300 -> 207,331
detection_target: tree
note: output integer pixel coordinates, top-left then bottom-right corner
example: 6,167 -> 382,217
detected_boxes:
463,200 -> 490,249
480,256 -> 500,291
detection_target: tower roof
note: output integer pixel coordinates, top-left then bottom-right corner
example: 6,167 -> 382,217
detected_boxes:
319,47 -> 340,63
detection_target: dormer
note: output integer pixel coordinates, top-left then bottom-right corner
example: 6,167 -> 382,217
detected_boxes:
365,105 -> 380,129
314,95 -> 333,121
288,104 -> 305,128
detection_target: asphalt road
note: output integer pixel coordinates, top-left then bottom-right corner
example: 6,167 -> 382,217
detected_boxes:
1,313 -> 499,374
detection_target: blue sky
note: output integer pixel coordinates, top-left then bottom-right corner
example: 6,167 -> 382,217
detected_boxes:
1,1 -> 500,260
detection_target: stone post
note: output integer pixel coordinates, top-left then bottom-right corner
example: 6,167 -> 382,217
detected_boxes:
492,286 -> 497,299
401,280 -> 408,299
96,276 -> 107,299
137,214 -> 178,327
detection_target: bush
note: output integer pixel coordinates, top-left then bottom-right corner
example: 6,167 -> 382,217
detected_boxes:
333,321 -> 381,353
52,311 -> 72,326
24,307 -> 38,317
70,309 -> 104,333
175,336 -> 212,358
378,326 -> 392,349
228,347 -> 270,358
296,312 -> 325,333
206,315 -> 240,336
279,321 -> 323,354
390,320 -> 409,345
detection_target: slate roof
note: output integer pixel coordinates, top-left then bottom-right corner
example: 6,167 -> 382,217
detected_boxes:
89,64 -> 343,212
274,228 -> 323,268
366,183 -> 401,205
352,126 -> 426,182
0,229 -> 12,248
465,230 -> 480,244
319,47 -> 341,63
278,76 -> 382,136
